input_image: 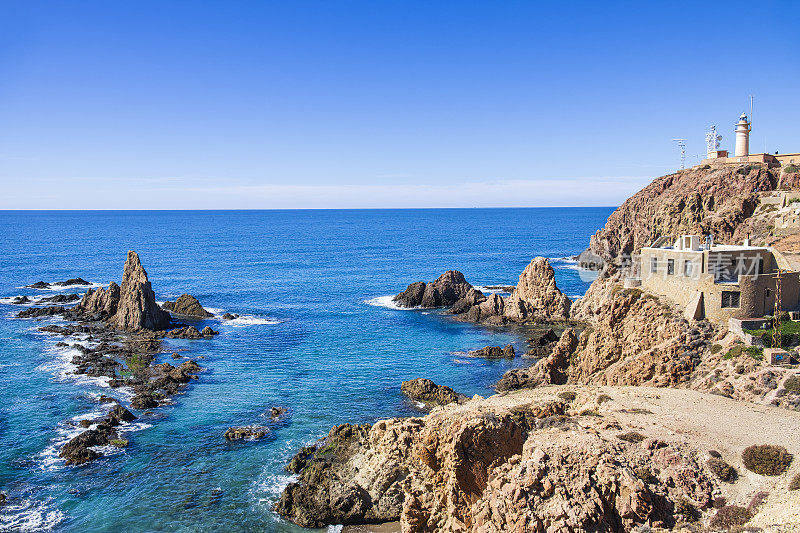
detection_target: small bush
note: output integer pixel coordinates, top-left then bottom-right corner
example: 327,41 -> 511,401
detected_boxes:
557,391 -> 576,402
708,449 -> 722,458
784,375 -> 800,393
790,473 -> 800,491
635,465 -> 658,484
712,496 -> 727,509
724,345 -> 743,360
709,505 -> 752,529
785,164 -> 799,174
597,394 -> 612,404
707,457 -> 738,483
673,497 -> 699,522
711,344 -> 723,354
747,491 -> 769,512
579,409 -> 600,417
742,444 -> 793,475
617,431 -> 646,443
745,346 -> 763,360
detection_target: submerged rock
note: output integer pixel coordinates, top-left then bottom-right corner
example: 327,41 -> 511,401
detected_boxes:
52,278 -> 91,287
222,312 -> 238,320
112,251 -> 171,331
39,293 -> 79,304
10,296 -> 30,304
16,306 -> 67,318
394,271 -> 474,308
26,281 -> 50,289
161,294 -> 213,318
401,378 -> 464,407
224,426 -> 270,441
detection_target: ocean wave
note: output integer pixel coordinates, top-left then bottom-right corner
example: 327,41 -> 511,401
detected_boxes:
36,345 -> 113,390
0,497 -> 65,532
223,315 -> 282,326
19,281 -> 103,292
253,473 -> 298,504
363,295 -> 415,310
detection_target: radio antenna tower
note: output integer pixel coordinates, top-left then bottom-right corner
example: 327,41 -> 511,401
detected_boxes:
673,139 -> 687,170
705,126 -> 722,154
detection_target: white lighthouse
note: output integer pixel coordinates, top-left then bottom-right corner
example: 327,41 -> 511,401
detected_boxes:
734,112 -> 751,157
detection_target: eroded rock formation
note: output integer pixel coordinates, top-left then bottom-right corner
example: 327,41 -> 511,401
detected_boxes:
503,257 -> 571,321
76,282 -> 120,319
161,294 -> 213,318
394,271 -> 474,308
112,251 -> 171,331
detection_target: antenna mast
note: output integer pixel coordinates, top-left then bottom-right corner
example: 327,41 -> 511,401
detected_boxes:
673,139 -> 687,170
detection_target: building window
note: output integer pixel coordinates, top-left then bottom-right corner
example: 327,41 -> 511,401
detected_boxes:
721,291 -> 740,308
667,259 -> 675,275
684,260 -> 693,277
650,256 -> 658,273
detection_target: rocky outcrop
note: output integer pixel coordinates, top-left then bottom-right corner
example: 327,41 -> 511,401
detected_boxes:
394,271 -> 474,308
462,293 -> 505,323
401,378 -> 464,407
588,164 -> 780,263
496,329 -> 579,391
224,426 -> 270,441
277,391 -> 718,531
469,344 -> 515,359
75,282 -> 120,319
59,404 -> 136,465
112,251 -> 171,331
161,294 -> 213,318
503,257 -> 571,321
25,278 -> 91,289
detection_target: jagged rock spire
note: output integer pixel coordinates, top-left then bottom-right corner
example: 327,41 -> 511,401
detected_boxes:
112,251 -> 170,331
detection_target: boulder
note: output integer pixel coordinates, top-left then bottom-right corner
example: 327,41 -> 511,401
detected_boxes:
106,405 -> 136,426
449,288 -> 486,315
112,251 -> 171,331
178,360 -> 202,374
165,326 -> 203,339
52,278 -> 91,286
10,296 -> 30,304
59,429 -> 113,465
201,326 -> 219,337
463,293 -> 506,323
503,257 -> 571,321
26,281 -> 50,289
39,293 -> 79,303
131,393 -> 159,410
222,312 -> 238,320
161,294 -> 213,318
401,378 -> 464,407
394,271 -> 473,308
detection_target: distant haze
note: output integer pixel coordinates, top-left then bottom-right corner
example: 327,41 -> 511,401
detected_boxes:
1,1 -> 798,209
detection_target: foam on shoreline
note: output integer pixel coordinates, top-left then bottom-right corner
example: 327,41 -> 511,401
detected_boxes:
364,295 -> 417,310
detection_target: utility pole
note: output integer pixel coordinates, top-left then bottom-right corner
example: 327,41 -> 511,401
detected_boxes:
673,139 -> 687,170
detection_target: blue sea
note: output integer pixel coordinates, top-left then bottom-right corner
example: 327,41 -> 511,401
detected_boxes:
0,208 -> 612,532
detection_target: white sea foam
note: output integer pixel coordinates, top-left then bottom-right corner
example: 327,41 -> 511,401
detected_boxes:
363,295 -> 416,310
224,315 -> 282,326
327,526 -> 344,533
253,473 -> 299,503
204,306 -> 225,315
0,497 -> 65,532
452,358 -> 473,365
20,281 -> 103,292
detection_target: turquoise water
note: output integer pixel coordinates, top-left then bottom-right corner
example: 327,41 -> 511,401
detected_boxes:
0,208 -> 612,532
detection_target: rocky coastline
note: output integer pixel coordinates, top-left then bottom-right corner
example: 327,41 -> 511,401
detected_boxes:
10,250 -> 223,466
277,164 -> 800,532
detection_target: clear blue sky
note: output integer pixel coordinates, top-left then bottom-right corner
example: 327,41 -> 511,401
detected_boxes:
1,1 -> 798,209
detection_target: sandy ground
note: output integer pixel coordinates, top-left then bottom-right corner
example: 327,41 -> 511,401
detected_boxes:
503,385 -> 800,530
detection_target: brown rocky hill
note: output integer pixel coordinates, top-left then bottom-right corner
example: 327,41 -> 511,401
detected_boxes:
589,164 -> 800,263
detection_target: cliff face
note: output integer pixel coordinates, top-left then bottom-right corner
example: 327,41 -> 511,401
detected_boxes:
589,165 -> 784,262
277,389 -> 728,532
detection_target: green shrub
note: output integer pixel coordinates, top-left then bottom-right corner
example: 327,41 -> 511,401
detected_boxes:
707,457 -> 737,483
784,375 -> 800,393
742,444 -> 793,475
673,497 -> 699,522
557,391 -> 577,402
738,164 -> 757,175
790,473 -> 800,491
784,164 -> 799,173
711,344 -> 723,354
724,345 -> 743,360
617,431 -> 646,443
579,409 -> 600,417
746,346 -> 764,360
709,505 -> 752,529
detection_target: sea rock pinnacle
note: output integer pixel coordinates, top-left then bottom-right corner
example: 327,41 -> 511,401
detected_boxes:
112,251 -> 171,331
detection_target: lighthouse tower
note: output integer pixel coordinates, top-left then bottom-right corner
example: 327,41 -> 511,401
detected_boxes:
734,112 -> 751,157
